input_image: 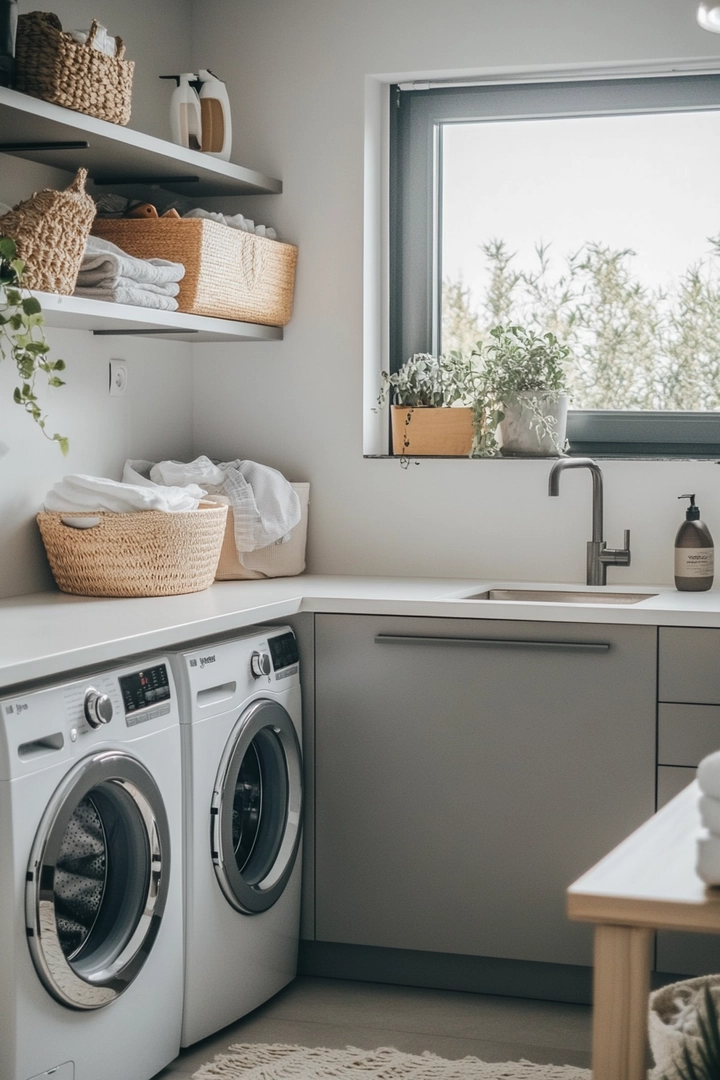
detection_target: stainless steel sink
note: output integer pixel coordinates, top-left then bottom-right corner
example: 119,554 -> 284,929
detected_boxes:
463,588 -> 657,605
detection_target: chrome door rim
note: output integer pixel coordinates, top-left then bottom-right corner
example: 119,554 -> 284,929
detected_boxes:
26,750 -> 170,1010
212,700 -> 302,914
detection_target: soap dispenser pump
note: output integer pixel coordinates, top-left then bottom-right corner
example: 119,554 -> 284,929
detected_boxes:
675,494 -> 714,591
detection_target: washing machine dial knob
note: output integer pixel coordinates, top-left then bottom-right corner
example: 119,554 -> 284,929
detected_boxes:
84,688 -> 113,728
250,651 -> 272,679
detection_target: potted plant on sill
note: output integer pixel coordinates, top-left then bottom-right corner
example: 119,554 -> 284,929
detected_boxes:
377,351 -> 488,456
473,324 -> 570,457
0,236 -> 68,454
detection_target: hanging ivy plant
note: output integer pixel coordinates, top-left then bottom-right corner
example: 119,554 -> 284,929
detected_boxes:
0,236 -> 68,455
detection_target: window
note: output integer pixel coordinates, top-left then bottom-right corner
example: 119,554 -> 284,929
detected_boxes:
390,74 -> 720,456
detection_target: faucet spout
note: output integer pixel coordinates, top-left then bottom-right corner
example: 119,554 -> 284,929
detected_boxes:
548,457 -> 630,586
548,457 -> 604,542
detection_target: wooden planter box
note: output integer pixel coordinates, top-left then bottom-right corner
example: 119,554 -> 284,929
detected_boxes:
391,406 -> 474,456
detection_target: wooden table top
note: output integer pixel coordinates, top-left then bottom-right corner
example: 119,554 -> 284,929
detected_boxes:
568,780 -> 720,934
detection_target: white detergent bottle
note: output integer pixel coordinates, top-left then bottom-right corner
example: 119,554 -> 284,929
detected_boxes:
161,73 -> 202,152
198,69 -> 232,161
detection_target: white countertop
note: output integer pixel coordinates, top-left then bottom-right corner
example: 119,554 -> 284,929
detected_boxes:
3,575 -> 720,689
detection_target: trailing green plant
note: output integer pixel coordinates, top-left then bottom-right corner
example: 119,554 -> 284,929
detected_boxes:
472,323 -> 571,456
0,236 -> 68,455
664,982 -> 720,1080
376,351 -> 494,456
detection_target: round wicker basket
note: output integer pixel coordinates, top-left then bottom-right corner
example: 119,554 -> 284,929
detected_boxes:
37,504 -> 228,598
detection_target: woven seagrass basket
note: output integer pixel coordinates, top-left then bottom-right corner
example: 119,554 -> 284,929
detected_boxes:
15,11 -> 134,125
0,168 -> 96,293
91,218 -> 298,326
37,503 -> 228,597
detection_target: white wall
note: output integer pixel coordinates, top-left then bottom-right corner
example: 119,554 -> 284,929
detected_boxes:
0,1 -> 195,597
189,0 -> 720,586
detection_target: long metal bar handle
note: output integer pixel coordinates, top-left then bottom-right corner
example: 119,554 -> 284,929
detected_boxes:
374,634 -> 610,653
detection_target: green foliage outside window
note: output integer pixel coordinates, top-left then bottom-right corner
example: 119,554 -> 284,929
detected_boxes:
442,238 -> 720,412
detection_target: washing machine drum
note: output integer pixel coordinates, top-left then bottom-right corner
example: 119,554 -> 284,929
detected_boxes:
212,698 -> 302,915
26,750 -> 171,1010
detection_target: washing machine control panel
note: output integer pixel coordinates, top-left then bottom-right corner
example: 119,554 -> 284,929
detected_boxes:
119,663 -> 172,726
250,651 -> 272,678
268,631 -> 299,677
84,688 -> 114,728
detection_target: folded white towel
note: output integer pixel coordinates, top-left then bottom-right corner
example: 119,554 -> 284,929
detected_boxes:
697,832 -> 720,885
45,473 -> 206,514
697,750 -> 720,799
699,793 -> 720,836
77,235 -> 185,286
75,275 -> 180,297
134,455 -> 300,557
73,285 -> 179,311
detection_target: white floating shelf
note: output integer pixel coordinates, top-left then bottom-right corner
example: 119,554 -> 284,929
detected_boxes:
0,87 -> 281,197
37,292 -> 283,343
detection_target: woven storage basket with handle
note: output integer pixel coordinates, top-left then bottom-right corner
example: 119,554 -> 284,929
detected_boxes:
37,503 -> 228,597
15,11 -> 134,125
0,168 -> 96,293
91,218 -> 298,326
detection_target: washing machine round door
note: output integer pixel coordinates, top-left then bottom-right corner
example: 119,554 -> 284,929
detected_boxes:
25,750 -> 171,1010
212,699 -> 302,915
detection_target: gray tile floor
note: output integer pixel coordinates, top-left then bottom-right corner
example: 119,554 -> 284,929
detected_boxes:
154,977 -> 592,1079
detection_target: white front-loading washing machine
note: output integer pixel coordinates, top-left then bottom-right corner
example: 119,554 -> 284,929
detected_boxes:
0,655 -> 184,1080
171,626 -> 303,1047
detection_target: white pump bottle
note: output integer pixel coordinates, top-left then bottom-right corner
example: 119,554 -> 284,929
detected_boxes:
168,73 -> 202,152
198,70 -> 232,161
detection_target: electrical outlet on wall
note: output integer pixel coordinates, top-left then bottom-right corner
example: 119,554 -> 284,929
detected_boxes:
109,359 -> 128,396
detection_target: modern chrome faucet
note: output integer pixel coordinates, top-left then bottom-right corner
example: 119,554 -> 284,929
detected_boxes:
548,457 -> 631,586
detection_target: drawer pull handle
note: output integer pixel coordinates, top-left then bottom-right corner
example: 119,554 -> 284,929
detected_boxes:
374,634 -> 610,653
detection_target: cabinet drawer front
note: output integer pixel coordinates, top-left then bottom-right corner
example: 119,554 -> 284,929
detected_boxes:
659,628 -> 720,704
315,613 -> 656,968
658,703 -> 720,767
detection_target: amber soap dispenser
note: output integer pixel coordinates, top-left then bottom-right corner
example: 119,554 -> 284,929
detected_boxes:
675,494 -> 714,591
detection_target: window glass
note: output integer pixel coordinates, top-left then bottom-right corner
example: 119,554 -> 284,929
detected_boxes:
390,75 -> 720,455
442,110 -> 720,411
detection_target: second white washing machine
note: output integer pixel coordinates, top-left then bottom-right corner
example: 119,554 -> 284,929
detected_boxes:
171,626 -> 303,1047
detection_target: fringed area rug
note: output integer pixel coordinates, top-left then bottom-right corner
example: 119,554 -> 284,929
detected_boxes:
191,1042 -> 591,1080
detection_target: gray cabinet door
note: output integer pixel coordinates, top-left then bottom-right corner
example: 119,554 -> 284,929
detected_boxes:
315,614 -> 656,968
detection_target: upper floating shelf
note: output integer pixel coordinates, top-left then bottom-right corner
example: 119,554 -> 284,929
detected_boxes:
0,87 -> 282,197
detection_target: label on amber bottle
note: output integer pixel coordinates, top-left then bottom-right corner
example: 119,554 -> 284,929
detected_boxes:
675,547 -> 714,578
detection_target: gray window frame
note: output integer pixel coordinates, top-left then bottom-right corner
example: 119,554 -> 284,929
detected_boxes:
390,75 -> 720,458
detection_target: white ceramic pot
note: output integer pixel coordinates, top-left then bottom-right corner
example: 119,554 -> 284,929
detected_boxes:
498,392 -> 568,457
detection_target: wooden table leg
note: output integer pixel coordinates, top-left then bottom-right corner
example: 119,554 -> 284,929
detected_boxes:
591,923 -> 652,1080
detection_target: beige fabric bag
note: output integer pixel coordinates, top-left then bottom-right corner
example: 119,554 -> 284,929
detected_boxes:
215,483 -> 309,580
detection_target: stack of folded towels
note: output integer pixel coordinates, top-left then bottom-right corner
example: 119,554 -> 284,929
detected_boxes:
73,236 -> 185,310
696,751 -> 720,883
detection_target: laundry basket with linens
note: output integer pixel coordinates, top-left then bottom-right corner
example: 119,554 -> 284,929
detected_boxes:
37,458 -> 309,597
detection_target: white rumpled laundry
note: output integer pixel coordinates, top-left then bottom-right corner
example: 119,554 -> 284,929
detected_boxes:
44,473 -> 206,513
146,456 -> 300,562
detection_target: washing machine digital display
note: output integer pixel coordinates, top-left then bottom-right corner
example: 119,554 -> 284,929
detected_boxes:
119,663 -> 171,715
268,632 -> 298,671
